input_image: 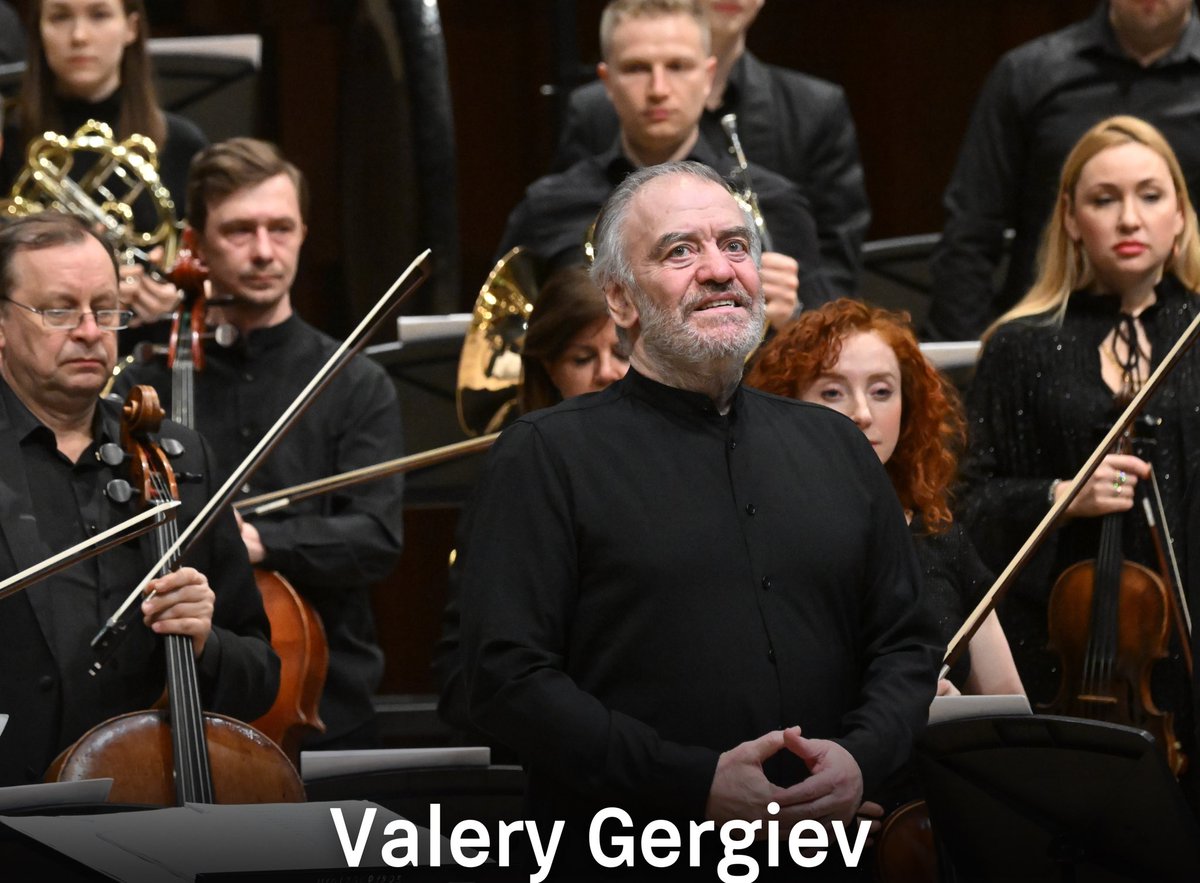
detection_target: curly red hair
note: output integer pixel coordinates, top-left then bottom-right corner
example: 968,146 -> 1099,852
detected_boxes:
745,299 -> 965,534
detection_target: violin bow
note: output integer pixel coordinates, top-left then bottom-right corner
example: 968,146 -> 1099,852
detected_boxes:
1141,472 -> 1194,675
234,432 -> 498,517
0,501 -> 179,602
90,249 -> 433,672
942,307 -> 1200,678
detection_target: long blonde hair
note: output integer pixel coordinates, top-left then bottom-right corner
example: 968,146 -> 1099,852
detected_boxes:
984,115 -> 1200,340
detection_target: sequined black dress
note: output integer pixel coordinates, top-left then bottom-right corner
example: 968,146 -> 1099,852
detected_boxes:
913,517 -> 994,690
960,276 -> 1200,723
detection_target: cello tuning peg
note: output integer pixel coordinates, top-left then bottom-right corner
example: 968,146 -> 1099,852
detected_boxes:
97,443 -> 129,467
104,479 -> 135,504
131,341 -> 168,364
204,323 -> 239,348
160,438 -> 185,458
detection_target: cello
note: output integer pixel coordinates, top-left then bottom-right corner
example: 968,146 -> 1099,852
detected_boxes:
48,386 -> 305,804
150,235 -> 329,763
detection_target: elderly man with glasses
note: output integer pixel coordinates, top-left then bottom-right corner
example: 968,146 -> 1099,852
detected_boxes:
0,211 -> 277,787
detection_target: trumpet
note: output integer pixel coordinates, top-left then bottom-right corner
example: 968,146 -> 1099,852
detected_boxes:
720,113 -> 774,252
5,119 -> 181,271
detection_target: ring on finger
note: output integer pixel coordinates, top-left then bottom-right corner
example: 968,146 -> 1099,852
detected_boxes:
1117,470 -> 1128,486
1113,482 -> 1122,497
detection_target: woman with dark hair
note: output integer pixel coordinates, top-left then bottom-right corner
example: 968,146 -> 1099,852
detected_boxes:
747,298 -> 1022,696
518,265 -> 629,414
2,0 -> 207,324
960,116 -> 1200,739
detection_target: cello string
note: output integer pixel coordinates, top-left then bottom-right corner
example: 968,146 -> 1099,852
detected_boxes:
151,468 -> 214,802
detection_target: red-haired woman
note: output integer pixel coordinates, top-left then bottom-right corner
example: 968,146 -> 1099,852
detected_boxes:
747,298 -> 1023,696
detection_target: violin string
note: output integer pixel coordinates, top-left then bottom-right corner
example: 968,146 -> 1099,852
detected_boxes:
1099,519 -> 1121,703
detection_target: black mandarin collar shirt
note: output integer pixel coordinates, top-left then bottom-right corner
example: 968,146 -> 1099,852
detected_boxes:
459,366 -> 940,827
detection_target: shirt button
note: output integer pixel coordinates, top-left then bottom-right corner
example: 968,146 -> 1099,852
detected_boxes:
243,372 -> 254,382
38,675 -> 54,692
761,576 -> 772,591
766,648 -> 776,665
745,503 -> 756,516
240,427 -> 253,439
729,438 -> 738,450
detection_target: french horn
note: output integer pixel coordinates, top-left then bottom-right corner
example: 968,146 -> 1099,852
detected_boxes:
455,246 -> 544,437
5,119 -> 180,269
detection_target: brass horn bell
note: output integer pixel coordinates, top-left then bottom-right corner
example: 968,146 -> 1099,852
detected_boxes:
455,246 -> 545,437
5,120 -> 180,269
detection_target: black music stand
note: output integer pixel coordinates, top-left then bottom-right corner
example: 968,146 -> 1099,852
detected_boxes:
915,714 -> 1200,882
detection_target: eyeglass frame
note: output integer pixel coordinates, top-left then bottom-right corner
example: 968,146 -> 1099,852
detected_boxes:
0,297 -> 134,331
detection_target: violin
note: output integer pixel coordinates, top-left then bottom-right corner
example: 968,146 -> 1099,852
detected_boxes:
48,386 -> 305,804
1045,415 -> 1187,776
158,237 -> 329,764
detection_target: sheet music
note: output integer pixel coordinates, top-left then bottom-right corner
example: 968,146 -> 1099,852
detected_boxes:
301,746 -> 491,781
928,693 -> 1032,726
0,778 -> 112,812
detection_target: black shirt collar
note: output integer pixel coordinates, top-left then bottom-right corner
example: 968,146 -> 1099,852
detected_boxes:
236,313 -> 301,357
718,51 -> 751,111
620,365 -> 743,423
59,91 -> 123,130
1070,272 -> 1190,318
1085,2 -> 1200,65
0,377 -> 114,451
600,131 -> 730,188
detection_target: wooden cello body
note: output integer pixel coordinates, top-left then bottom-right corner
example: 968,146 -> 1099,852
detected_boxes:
251,568 -> 329,763
48,710 -> 305,804
48,386 -> 305,804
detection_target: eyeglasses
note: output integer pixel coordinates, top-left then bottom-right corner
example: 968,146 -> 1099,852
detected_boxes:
2,298 -> 134,331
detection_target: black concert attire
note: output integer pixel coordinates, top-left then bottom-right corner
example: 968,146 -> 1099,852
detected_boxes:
928,1 -> 1200,341
0,380 -> 277,786
913,518 -> 994,691
1187,480 -> 1200,769
117,315 -> 405,748
0,1 -> 23,66
497,136 -> 834,309
458,368 -> 940,873
959,278 -> 1199,741
554,52 -> 869,295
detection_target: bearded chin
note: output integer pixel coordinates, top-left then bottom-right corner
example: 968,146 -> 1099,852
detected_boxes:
636,289 -> 766,367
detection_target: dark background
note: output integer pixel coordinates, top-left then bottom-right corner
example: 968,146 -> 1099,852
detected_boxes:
7,0 -> 1098,697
